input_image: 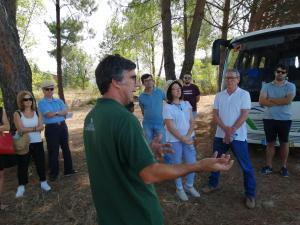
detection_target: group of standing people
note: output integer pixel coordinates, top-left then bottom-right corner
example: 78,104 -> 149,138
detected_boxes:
83,55 -> 296,225
83,54 -> 234,225
0,80 -> 77,205
138,73 -> 201,201
138,64 -> 295,209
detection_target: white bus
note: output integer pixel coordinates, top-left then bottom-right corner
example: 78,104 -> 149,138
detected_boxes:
212,24 -> 300,147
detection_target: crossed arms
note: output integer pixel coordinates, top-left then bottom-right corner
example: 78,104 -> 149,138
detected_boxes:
259,92 -> 294,107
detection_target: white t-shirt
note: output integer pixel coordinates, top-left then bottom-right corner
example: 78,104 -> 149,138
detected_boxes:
20,112 -> 42,143
163,101 -> 194,142
214,87 -> 251,141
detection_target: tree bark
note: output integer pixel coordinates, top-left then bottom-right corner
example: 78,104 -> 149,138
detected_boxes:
0,0 -> 32,128
56,0 -> 65,102
151,34 -> 155,76
248,0 -> 300,32
161,0 -> 176,80
180,0 -> 206,78
183,0 -> 188,50
217,0 -> 230,91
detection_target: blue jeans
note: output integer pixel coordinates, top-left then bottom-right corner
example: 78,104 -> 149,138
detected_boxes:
168,141 -> 196,190
208,138 -> 256,198
192,111 -> 198,119
143,122 -> 171,164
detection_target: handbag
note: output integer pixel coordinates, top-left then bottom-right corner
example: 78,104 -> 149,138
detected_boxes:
13,132 -> 30,155
0,132 -> 15,155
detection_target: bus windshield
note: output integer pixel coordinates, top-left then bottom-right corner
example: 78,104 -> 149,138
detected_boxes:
223,32 -> 300,102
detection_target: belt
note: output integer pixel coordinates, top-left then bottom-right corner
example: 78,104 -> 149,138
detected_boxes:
45,121 -> 66,127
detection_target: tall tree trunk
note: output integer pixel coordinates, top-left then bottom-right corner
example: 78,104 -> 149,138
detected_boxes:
151,35 -> 155,76
0,0 -> 32,128
56,0 -> 65,102
157,52 -> 164,78
161,0 -> 176,80
180,0 -> 206,78
183,0 -> 188,49
218,0 -> 230,91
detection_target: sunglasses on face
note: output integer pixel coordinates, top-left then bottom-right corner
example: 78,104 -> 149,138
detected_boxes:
23,97 -> 33,102
184,77 -> 191,80
276,70 -> 287,74
44,88 -> 54,91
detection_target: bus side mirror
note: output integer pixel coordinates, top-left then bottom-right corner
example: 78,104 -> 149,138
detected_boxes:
212,39 -> 230,65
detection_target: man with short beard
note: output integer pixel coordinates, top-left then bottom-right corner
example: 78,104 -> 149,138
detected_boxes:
259,64 -> 296,177
182,73 -> 200,118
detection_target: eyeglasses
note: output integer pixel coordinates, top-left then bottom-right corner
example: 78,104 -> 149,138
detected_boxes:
276,70 -> 287,74
130,75 -> 137,82
44,88 -> 54,91
23,97 -> 33,102
183,76 -> 191,80
225,76 -> 238,80
144,78 -> 153,83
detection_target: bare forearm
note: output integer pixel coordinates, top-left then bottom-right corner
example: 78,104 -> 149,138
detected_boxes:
232,114 -> 248,130
259,98 -> 275,107
186,121 -> 194,137
140,156 -> 235,184
140,163 -> 199,184
45,109 -> 68,118
269,97 -> 291,105
214,114 -> 227,131
0,124 -> 9,132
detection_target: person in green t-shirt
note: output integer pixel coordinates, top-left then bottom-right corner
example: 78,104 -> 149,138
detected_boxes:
83,54 -> 234,225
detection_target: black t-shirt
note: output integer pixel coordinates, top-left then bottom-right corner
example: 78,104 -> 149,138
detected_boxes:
182,84 -> 200,111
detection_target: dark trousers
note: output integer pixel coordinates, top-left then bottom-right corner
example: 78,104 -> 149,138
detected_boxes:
45,122 -> 74,177
17,142 -> 46,185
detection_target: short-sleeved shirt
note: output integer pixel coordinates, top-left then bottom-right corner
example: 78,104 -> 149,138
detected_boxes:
163,101 -> 194,142
38,97 -> 67,124
214,87 -> 251,141
260,81 -> 296,120
83,98 -> 163,225
139,88 -> 165,125
182,84 -> 200,112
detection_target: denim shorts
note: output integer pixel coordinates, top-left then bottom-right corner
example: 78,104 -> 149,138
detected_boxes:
263,119 -> 292,143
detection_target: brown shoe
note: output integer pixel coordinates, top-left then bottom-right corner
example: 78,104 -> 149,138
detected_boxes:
245,197 -> 256,209
202,185 -> 220,194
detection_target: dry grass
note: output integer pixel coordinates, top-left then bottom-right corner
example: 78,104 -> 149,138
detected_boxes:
1,93 -> 300,225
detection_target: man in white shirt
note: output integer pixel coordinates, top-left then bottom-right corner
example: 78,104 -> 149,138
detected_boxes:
202,69 -> 256,209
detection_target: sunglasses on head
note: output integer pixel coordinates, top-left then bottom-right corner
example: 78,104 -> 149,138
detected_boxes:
276,70 -> 286,74
44,87 -> 54,91
23,97 -> 33,102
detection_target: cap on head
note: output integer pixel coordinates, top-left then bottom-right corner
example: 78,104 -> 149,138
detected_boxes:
40,80 -> 55,89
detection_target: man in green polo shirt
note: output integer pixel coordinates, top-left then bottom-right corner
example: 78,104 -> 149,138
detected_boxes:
83,54 -> 234,225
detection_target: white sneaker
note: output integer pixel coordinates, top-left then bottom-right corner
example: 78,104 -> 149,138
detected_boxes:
15,185 -> 25,198
185,186 -> 201,198
176,189 -> 189,201
40,181 -> 51,192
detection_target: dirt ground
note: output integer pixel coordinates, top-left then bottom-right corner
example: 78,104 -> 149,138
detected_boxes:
1,95 -> 300,225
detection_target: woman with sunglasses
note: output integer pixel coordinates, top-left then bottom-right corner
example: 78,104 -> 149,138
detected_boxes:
0,106 -> 10,210
14,91 -> 51,198
163,80 -> 200,201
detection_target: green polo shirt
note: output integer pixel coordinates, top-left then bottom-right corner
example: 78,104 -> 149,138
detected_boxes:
84,98 -> 163,225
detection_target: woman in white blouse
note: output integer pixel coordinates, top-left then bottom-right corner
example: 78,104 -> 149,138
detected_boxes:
163,80 -> 200,201
14,91 -> 51,198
